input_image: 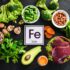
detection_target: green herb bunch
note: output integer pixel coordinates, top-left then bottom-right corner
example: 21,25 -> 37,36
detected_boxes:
0,37 -> 26,63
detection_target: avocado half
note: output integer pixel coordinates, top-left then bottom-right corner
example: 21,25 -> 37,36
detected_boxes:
21,46 -> 41,65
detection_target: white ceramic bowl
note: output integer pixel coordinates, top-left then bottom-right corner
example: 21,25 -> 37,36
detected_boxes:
22,5 -> 40,24
52,10 -> 69,28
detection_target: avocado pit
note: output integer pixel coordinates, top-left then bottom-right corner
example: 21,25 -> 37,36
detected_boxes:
25,55 -> 31,60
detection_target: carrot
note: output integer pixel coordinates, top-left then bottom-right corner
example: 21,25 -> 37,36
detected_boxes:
45,32 -> 53,38
37,55 -> 48,66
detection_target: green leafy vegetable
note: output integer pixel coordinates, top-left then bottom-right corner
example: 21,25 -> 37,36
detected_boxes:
0,0 -> 23,23
46,37 -> 56,61
64,21 -> 70,38
0,37 -> 26,63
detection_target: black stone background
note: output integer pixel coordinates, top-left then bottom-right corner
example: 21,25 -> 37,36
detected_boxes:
0,0 -> 70,70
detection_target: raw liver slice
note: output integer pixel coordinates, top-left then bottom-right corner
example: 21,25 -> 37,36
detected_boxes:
52,45 -> 70,63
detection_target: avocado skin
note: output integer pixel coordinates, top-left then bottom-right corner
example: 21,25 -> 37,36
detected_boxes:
21,46 -> 41,65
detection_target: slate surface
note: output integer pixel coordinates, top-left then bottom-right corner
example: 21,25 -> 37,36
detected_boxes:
0,0 -> 70,70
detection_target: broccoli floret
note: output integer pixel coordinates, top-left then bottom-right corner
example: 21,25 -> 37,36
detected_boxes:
7,0 -> 23,20
0,5 -> 9,23
41,9 -> 55,20
48,0 -> 59,10
7,11 -> 18,21
36,0 -> 59,21
14,0 -> 23,15
36,0 -> 47,10
0,0 -> 23,23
